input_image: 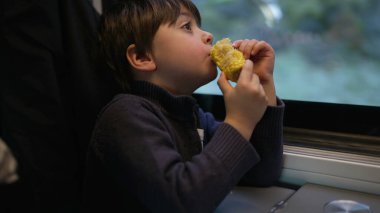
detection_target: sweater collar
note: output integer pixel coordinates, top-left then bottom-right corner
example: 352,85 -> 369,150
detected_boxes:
130,81 -> 198,122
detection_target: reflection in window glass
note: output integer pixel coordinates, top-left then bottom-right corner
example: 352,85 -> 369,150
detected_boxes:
194,0 -> 380,107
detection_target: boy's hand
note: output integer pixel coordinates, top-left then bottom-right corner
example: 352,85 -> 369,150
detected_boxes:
233,39 -> 277,105
218,60 -> 268,140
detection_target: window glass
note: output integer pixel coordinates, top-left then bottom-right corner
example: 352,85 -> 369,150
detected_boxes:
194,0 -> 380,107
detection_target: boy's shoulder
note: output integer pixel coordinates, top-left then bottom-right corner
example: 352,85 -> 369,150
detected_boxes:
98,93 -> 158,118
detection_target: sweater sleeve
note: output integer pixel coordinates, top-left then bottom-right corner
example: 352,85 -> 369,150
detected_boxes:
92,96 -> 260,213
199,98 -> 285,186
241,98 -> 285,186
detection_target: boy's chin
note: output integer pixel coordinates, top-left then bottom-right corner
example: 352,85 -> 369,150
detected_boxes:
204,69 -> 218,83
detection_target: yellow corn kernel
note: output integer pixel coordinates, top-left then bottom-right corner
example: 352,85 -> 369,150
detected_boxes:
210,38 -> 245,82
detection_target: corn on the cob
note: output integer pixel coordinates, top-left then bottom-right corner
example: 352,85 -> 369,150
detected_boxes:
210,38 -> 245,82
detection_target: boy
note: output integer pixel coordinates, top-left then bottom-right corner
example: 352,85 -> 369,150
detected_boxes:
83,0 -> 284,212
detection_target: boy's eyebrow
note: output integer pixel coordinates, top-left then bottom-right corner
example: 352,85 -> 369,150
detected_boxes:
177,10 -> 200,26
179,11 -> 193,19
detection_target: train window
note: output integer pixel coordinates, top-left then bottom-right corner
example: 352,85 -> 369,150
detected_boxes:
192,0 -> 380,156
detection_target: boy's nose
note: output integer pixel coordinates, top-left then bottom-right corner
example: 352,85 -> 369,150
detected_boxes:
202,31 -> 213,45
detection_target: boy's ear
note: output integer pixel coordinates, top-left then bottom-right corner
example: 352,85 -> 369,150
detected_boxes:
126,44 -> 156,72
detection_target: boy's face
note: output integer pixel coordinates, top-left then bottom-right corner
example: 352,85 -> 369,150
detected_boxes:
151,7 -> 217,95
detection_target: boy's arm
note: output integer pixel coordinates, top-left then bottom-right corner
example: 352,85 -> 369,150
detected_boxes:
94,97 -> 261,213
262,78 -> 277,106
241,98 -> 285,186
200,99 -> 285,186
218,60 -> 269,140
216,39 -> 283,185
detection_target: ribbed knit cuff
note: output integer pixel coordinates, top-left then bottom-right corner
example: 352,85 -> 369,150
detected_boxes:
253,98 -> 285,139
205,123 -> 260,181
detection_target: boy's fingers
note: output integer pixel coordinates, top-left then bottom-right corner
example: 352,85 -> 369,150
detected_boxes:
243,41 -> 255,59
238,39 -> 249,54
217,72 -> 232,94
242,40 -> 258,59
251,41 -> 271,56
237,60 -> 254,83
232,40 -> 243,48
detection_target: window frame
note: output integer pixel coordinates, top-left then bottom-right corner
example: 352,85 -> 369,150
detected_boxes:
193,94 -> 380,157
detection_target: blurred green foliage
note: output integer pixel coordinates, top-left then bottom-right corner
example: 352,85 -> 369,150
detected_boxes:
194,0 -> 380,106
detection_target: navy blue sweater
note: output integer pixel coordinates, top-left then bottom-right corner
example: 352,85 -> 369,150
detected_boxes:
82,81 -> 284,213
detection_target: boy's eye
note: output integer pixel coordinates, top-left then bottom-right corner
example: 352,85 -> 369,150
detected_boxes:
182,22 -> 192,31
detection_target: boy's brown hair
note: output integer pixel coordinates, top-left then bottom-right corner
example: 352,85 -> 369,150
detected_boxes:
100,0 -> 201,91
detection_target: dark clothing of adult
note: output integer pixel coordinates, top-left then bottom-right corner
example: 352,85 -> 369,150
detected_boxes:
83,81 -> 284,213
0,0 -> 120,212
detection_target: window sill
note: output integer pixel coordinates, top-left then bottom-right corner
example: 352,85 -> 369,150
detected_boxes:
281,145 -> 380,195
